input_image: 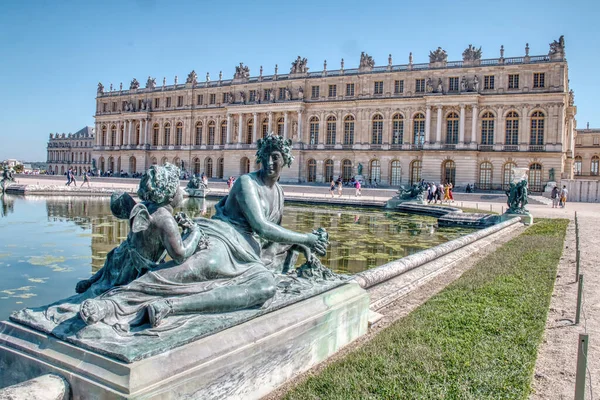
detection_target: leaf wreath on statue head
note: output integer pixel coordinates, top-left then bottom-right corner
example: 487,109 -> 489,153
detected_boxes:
256,133 -> 294,167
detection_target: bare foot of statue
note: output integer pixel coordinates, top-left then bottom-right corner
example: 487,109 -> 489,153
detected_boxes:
148,300 -> 172,328
80,299 -> 109,325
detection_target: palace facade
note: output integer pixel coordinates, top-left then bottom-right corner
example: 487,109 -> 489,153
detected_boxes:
574,125 -> 600,179
92,36 -> 575,191
47,126 -> 94,175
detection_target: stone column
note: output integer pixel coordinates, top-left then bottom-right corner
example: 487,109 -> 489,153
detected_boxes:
459,105 -> 465,144
226,114 -> 232,144
425,106 -> 431,143
436,106 -> 442,143
127,120 -> 132,145
283,112 -> 289,139
471,105 -> 478,144
252,113 -> 258,142
94,123 -> 99,146
268,112 -> 273,133
238,113 -> 243,144
297,110 -> 303,142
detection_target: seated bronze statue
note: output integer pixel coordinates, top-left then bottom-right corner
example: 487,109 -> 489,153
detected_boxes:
77,134 -> 329,330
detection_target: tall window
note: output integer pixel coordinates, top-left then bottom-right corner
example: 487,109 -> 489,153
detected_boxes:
374,81 -> 384,95
249,90 -> 256,102
392,114 -> 404,144
481,112 -> 495,145
166,97 -> 172,107
443,160 -> 456,185
197,94 -> 203,105
484,75 -> 495,90
530,111 -> 545,145
277,117 -> 284,136
307,159 -> 317,182
154,98 -> 160,108
446,112 -> 459,144
326,116 -> 336,145
505,111 -> 519,145
502,162 -> 517,190
311,86 -> 320,99
592,156 -> 600,176
370,160 -> 381,183
346,83 -> 355,96
101,126 -> 107,146
328,85 -> 337,98
193,158 -> 201,175
262,118 -> 268,138
195,122 -> 203,145
279,88 -> 286,100
342,159 -> 353,182
372,114 -> 383,144
324,159 -> 334,182
175,122 -> 183,146
153,124 -> 159,146
129,156 -> 136,174
220,121 -> 227,144
394,80 -> 404,94
508,74 -> 519,89
209,94 -> 216,104
163,123 -> 171,145
309,117 -> 319,144
479,162 -> 493,190
208,121 -> 215,145
240,157 -> 250,175
264,89 -> 271,101
205,158 -> 213,177
533,73 -> 545,88
134,124 -> 140,145
217,158 -> 224,179
111,126 -> 117,146
177,96 -> 183,107
390,160 -> 402,186
413,113 -> 425,145
119,125 -> 124,145
410,160 -> 422,185
246,120 -> 253,144
415,79 -> 425,93
344,116 -> 354,145
574,157 -> 582,176
529,163 -> 543,191
448,77 -> 459,92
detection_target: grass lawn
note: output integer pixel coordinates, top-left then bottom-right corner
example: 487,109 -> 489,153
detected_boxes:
283,219 -> 568,400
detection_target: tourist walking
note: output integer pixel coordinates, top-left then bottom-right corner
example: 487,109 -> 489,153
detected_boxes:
560,185 -> 568,208
81,170 -> 91,188
550,186 -> 560,208
436,183 -> 444,203
65,168 -> 72,186
354,180 -> 362,197
329,179 -> 336,197
70,169 -> 77,186
443,183 -> 451,203
428,183 -> 437,204
448,182 -> 454,202
336,176 -> 343,197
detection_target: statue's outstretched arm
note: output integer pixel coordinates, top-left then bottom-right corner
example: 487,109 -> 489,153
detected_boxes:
157,212 -> 202,264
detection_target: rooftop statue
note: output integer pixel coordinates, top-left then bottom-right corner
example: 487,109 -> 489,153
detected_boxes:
429,47 -> 448,63
146,76 -> 156,89
234,63 -> 250,80
462,44 -> 482,61
359,52 -> 375,69
130,78 -> 140,90
97,82 -> 104,95
549,35 -> 565,55
569,89 -> 575,106
186,70 -> 198,85
290,56 -> 309,74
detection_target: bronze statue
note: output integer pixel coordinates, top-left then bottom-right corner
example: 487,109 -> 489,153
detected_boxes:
1,167 -> 15,192
506,179 -> 529,214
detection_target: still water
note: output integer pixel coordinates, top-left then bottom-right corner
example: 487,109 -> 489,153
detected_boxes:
0,194 -> 474,320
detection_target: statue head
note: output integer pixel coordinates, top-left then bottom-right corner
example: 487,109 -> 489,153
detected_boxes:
137,163 -> 182,206
256,133 -> 294,168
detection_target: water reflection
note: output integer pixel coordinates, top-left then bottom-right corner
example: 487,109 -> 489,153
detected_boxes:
0,195 -> 475,320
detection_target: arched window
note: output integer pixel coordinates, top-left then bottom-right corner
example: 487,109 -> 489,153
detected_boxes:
153,124 -> 159,146
111,125 -> 117,146
99,157 -> 105,172
307,159 -> 317,182
193,158 -> 200,174
369,160 -> 381,183
343,116 -> 354,145
135,124 -> 141,145
240,157 -> 250,175
195,122 -> 202,146
591,156 -> 599,176
574,156 -> 582,176
326,116 -> 336,145
324,159 -> 334,182
410,160 -> 422,185
372,114 -> 383,144
208,121 -> 215,145
176,122 -> 183,146
529,163 -> 543,192
413,113 -> 425,146
479,162 -> 493,190
151,157 -> 157,165
309,117 -> 319,144
390,160 -> 402,186
277,117 -> 284,136
505,111 -> 519,145
446,112 -> 459,144
129,156 -> 136,174
108,156 -> 114,172
205,157 -> 213,177
161,156 -> 168,166
392,114 -> 404,145
530,111 -> 545,145
246,120 -> 253,144
216,157 -> 224,179
342,159 -> 353,182
502,162 -> 517,190
163,123 -> 171,145
481,112 -> 494,145
220,121 -> 227,145
101,126 -> 107,146
262,118 -> 269,138
117,156 -> 121,172
443,160 -> 456,185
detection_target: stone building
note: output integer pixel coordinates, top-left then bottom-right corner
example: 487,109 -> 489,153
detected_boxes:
93,36 -> 575,191
47,126 -> 94,175
574,124 -> 600,179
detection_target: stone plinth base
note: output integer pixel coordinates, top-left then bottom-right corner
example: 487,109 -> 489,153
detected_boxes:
0,283 -> 369,400
385,198 -> 426,209
501,212 -> 533,225
184,187 -> 208,198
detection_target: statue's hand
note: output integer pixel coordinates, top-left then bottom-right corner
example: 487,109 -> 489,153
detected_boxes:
175,212 -> 196,231
306,233 -> 327,257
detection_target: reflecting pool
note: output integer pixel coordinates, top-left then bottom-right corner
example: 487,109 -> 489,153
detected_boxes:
0,194 -> 475,320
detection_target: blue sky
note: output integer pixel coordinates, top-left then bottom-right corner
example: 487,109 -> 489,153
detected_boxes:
0,0 -> 597,161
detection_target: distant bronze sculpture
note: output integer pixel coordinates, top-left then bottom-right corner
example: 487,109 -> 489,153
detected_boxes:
1,167 -> 15,192
397,183 -> 426,202
506,179 -> 529,214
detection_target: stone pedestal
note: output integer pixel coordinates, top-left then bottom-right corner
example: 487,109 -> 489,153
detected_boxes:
501,212 -> 533,226
0,283 -> 369,400
184,187 -> 208,198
